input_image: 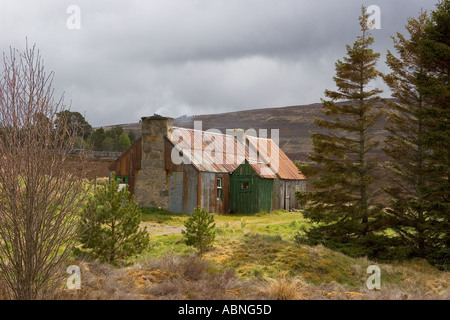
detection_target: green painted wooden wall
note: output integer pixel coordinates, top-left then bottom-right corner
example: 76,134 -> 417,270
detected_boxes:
230,161 -> 274,213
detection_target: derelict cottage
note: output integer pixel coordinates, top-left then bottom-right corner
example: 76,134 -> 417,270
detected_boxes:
109,116 -> 306,214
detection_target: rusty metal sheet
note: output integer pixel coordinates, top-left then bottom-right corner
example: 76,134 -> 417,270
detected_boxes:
169,127 -> 304,180
247,135 -> 305,180
170,128 -> 244,174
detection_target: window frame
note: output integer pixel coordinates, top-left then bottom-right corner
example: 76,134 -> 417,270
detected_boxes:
216,177 -> 223,201
115,175 -> 129,184
239,179 -> 251,192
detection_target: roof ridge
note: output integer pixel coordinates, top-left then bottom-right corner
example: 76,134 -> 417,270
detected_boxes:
173,126 -> 244,138
173,126 -> 274,141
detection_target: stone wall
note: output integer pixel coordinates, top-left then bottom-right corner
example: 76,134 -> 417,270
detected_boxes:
134,116 -> 173,208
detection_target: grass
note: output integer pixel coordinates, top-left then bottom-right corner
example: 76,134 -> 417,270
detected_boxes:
261,272 -> 308,300
134,208 -> 449,299
147,234 -> 193,257
140,206 -> 186,224
55,207 -> 449,300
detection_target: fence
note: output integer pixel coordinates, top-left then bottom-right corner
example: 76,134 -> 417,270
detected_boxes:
91,151 -> 122,159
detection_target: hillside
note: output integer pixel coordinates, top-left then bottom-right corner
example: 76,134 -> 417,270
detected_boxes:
103,100 -> 388,162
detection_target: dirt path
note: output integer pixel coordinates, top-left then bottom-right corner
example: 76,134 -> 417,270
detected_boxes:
141,222 -> 183,236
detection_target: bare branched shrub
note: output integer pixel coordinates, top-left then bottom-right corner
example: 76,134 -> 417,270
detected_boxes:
142,254 -> 184,274
0,44 -> 88,299
182,256 -> 209,281
117,255 -> 249,300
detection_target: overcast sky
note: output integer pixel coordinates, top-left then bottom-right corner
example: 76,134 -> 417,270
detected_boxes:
0,0 -> 437,127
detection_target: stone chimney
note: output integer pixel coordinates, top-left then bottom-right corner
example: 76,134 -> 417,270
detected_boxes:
134,115 -> 173,208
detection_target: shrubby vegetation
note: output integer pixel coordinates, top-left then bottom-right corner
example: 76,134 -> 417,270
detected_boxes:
79,174 -> 149,263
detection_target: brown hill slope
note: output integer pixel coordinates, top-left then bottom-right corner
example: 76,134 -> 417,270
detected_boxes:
105,101 -> 388,162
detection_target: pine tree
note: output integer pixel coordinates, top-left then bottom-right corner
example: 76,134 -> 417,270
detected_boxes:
382,12 -> 437,258
299,7 -> 384,257
80,174 -> 149,263
417,0 -> 450,266
182,207 -> 216,254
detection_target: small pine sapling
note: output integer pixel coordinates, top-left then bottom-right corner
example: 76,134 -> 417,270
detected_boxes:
80,174 -> 149,263
182,207 -> 217,254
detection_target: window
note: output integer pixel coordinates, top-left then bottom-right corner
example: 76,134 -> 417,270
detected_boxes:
239,180 -> 251,192
216,178 -> 223,201
115,176 -> 129,192
115,176 -> 128,184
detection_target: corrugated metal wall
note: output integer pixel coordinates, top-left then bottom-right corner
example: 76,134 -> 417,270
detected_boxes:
199,172 -> 215,213
273,179 -> 306,210
182,165 -> 199,214
196,172 -> 230,214
214,173 -> 229,214
169,172 -> 183,213
164,139 -> 199,214
286,180 -> 306,209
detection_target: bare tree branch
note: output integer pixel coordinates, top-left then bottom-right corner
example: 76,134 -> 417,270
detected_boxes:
0,43 -> 89,300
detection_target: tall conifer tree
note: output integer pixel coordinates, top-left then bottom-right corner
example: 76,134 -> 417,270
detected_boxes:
299,7 -> 384,256
382,12 -> 436,257
418,0 -> 450,265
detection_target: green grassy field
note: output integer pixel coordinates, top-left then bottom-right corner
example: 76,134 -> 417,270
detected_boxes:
135,208 -> 449,298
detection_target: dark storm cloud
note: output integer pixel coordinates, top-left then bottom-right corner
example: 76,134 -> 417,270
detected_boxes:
0,0 -> 437,126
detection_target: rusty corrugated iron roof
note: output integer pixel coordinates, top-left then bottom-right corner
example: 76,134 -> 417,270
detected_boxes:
169,127 -> 304,180
169,127 -> 244,173
247,135 -> 305,180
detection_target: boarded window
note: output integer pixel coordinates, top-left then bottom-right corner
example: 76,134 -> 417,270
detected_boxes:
240,180 -> 251,192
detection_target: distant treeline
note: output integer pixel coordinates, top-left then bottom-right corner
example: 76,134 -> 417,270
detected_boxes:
56,110 -> 136,152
